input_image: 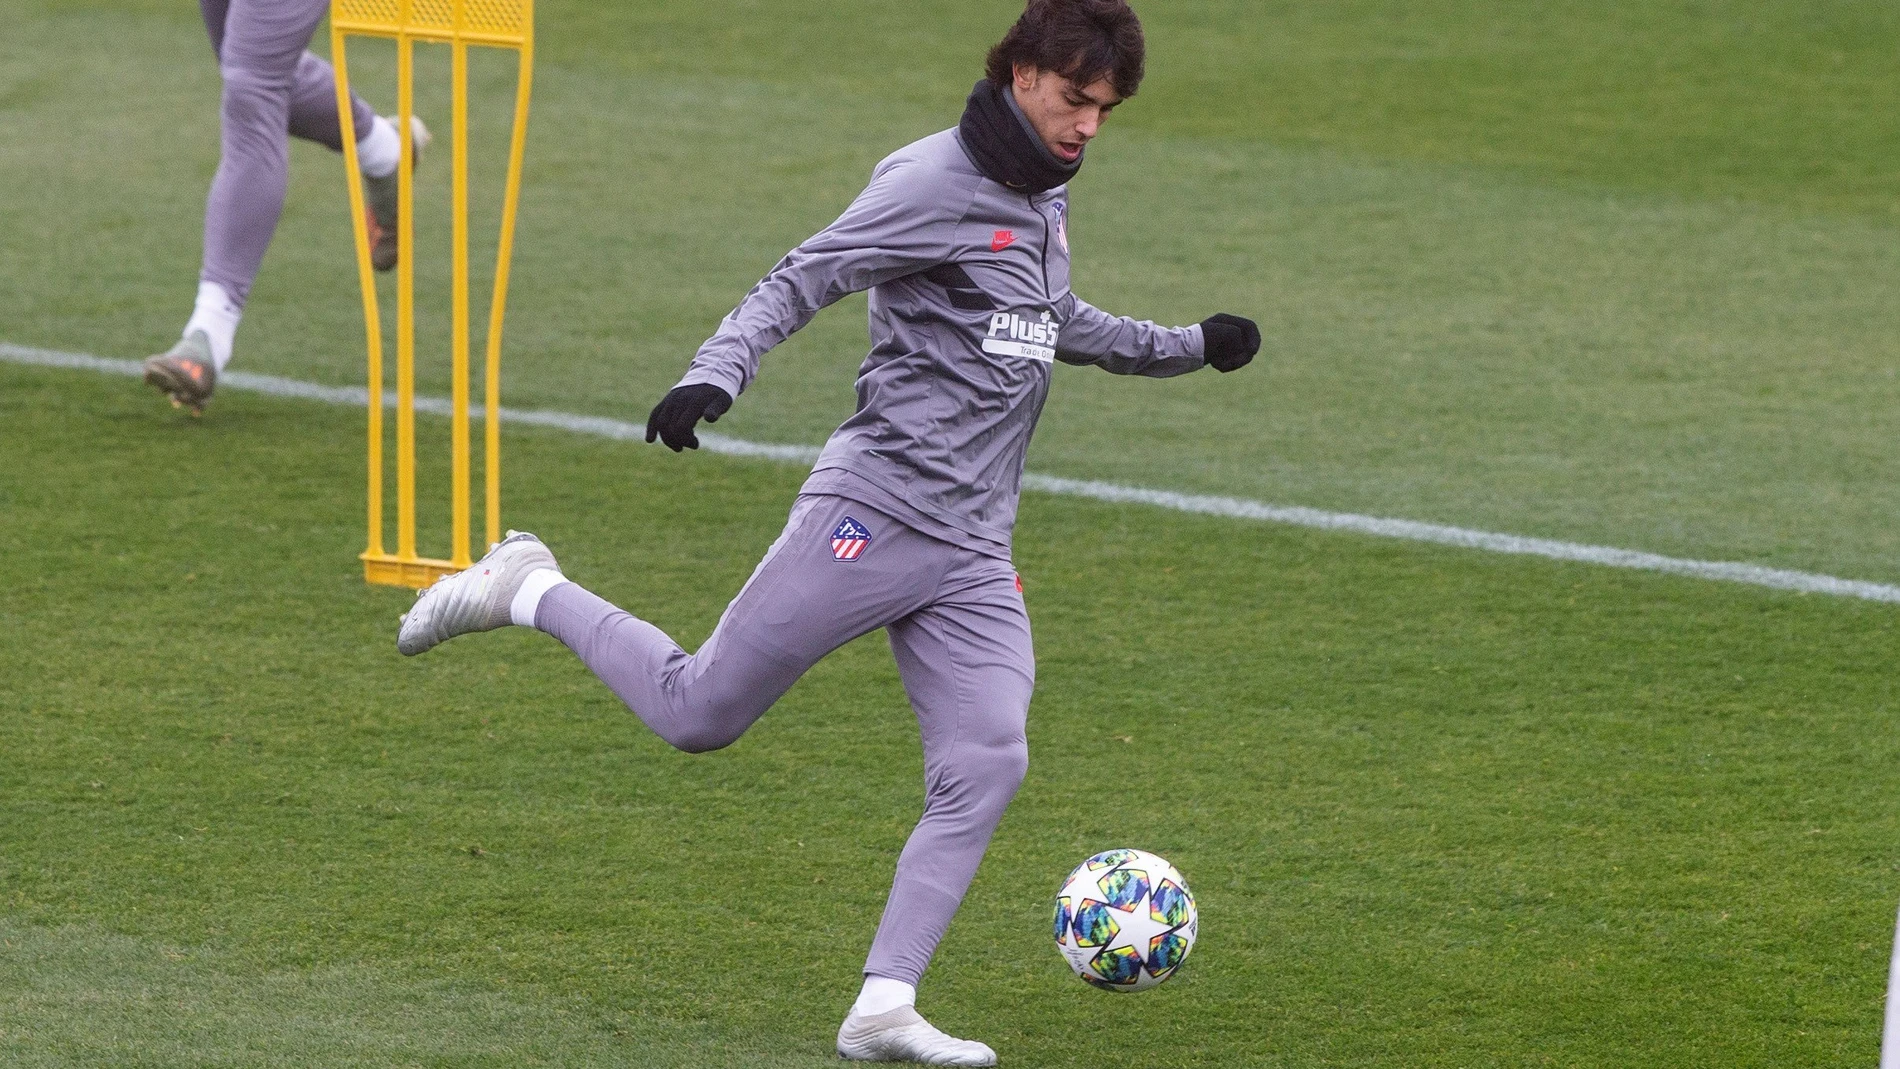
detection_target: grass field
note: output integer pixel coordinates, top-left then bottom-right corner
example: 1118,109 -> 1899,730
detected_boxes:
4,0 -> 1899,1065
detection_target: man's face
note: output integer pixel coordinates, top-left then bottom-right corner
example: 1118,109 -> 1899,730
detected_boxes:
1009,64 -> 1123,164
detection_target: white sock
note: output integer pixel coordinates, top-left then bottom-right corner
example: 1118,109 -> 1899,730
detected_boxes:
183,280 -> 241,371
509,568 -> 567,629
356,114 -> 401,179
852,976 -> 916,1017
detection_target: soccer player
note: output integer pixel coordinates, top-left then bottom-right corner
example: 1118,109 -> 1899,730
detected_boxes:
142,0 -> 427,415
396,0 -> 1259,1062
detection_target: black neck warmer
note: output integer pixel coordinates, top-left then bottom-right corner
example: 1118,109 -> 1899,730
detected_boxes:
957,79 -> 1081,196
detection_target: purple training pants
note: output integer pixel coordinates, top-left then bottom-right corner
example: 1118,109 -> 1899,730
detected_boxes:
198,0 -> 374,306
536,494 -> 1036,987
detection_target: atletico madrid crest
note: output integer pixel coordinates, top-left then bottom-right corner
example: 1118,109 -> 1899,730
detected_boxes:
830,516 -> 872,561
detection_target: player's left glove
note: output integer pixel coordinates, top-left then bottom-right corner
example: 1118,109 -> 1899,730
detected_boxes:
1200,313 -> 1261,373
645,383 -> 733,451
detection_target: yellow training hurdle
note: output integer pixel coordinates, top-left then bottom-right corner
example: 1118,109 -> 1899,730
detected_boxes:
330,0 -> 534,587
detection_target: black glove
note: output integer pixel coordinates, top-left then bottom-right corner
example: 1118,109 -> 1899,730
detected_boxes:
645,383 -> 733,451
1200,313 -> 1261,373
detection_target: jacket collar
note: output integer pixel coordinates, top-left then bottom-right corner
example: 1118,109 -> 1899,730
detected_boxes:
956,79 -> 1081,196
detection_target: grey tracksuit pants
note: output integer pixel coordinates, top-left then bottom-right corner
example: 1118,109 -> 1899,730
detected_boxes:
199,0 -> 374,306
536,494 -> 1035,986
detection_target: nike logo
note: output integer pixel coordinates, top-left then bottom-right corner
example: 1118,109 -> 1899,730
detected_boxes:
991,230 -> 1016,252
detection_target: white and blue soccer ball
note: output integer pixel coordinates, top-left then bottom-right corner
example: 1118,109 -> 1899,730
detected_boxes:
1052,848 -> 1197,991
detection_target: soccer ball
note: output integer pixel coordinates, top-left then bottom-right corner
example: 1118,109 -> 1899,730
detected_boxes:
1052,848 -> 1197,991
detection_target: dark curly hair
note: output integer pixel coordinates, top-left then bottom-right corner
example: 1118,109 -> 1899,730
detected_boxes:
984,0 -> 1146,100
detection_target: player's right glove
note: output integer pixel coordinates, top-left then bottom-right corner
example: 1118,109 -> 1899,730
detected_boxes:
645,383 -> 733,451
1200,313 -> 1261,373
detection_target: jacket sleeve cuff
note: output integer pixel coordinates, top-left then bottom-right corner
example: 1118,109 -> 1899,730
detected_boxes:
674,365 -> 746,401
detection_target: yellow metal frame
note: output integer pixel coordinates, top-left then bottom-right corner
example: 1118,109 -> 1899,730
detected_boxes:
331,0 -> 534,587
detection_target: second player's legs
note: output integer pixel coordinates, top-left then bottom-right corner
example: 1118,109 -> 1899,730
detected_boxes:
149,0 -> 386,402
863,559 -> 1034,987
200,0 -> 365,306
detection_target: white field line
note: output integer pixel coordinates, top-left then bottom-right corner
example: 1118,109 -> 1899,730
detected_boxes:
8,340 -> 1899,605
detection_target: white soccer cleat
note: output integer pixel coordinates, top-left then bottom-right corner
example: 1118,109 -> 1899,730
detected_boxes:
836,1006 -> 997,1066
396,530 -> 559,656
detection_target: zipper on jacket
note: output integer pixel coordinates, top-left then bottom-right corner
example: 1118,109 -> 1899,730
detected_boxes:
1033,194 -> 1051,300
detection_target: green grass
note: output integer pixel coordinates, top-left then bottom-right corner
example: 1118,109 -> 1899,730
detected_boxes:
4,366 -> 1898,1066
5,0 -> 1900,1063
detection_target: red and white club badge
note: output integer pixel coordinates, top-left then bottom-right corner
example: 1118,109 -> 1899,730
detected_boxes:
830,516 -> 872,561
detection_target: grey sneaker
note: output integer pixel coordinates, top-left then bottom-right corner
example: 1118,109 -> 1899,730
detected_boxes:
363,114 -> 432,272
142,330 -> 217,416
397,531 -> 559,656
836,1006 -> 997,1066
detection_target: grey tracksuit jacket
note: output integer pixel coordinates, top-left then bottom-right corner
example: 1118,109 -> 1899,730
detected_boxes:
676,127 -> 1207,555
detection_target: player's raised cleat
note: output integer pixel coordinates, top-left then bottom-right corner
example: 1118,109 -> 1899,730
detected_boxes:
142,330 -> 217,416
364,114 -> 432,272
396,530 -> 559,656
836,1006 -> 997,1066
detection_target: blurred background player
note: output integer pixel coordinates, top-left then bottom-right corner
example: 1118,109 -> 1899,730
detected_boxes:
143,0 -> 427,415
394,0 -> 1260,1062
